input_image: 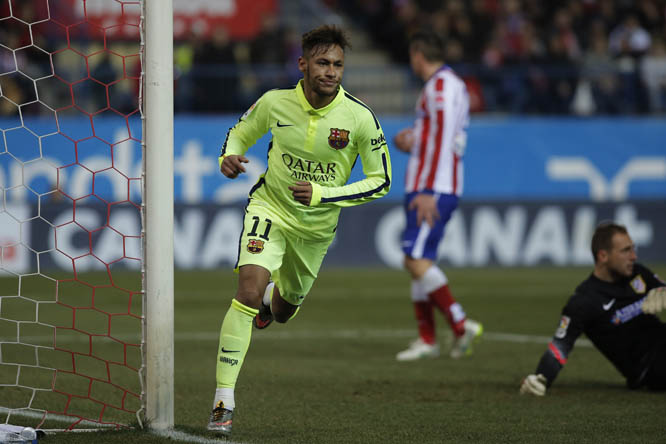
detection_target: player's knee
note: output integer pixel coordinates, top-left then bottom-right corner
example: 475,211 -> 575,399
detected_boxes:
273,305 -> 299,323
273,312 -> 291,323
404,256 -> 432,279
403,257 -> 420,279
234,288 -> 263,309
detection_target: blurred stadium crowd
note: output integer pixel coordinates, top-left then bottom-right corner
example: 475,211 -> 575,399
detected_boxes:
1,0 -> 666,116
172,13 -> 303,114
335,0 -> 666,114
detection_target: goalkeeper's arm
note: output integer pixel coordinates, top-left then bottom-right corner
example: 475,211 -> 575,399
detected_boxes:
521,301 -> 586,396
521,319 -> 582,396
520,344 -> 567,396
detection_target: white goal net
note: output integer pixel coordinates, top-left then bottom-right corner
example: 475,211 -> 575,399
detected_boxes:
0,0 -> 144,431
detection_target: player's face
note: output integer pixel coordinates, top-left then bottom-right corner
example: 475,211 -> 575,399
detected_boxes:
299,44 -> 344,99
605,232 -> 637,278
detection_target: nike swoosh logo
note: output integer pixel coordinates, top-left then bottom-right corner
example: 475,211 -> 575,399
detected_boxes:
602,299 -> 616,311
276,121 -> 293,127
221,347 -> 240,353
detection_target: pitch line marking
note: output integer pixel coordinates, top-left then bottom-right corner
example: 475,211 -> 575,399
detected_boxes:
8,329 -> 592,347
175,329 -> 594,347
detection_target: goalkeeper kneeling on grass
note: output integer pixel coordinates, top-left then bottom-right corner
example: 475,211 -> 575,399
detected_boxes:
520,222 -> 666,396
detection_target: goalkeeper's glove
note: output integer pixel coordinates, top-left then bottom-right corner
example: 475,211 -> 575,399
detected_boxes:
520,374 -> 547,396
642,287 -> 666,314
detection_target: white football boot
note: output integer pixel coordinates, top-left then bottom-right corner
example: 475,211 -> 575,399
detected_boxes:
450,319 -> 483,359
396,338 -> 440,361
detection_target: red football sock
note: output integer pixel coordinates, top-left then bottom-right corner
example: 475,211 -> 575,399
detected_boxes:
428,285 -> 466,337
413,301 -> 435,345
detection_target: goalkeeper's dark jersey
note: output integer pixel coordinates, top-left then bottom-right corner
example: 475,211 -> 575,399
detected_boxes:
536,263 -> 666,388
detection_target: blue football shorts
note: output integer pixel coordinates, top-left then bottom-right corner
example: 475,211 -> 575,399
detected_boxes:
401,192 -> 459,261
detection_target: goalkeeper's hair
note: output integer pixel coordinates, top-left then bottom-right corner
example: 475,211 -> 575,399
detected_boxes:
302,25 -> 350,58
591,222 -> 629,263
409,29 -> 445,63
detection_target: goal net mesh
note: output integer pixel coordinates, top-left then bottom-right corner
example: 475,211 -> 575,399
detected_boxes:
0,0 -> 144,430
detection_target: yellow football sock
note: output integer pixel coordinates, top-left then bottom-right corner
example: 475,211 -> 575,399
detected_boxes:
215,299 -> 258,389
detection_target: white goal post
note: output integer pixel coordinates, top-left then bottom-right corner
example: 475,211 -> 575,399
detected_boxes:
142,0 -> 175,431
0,0 -> 175,433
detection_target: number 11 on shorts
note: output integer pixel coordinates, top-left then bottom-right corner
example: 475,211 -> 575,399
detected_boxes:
247,216 -> 272,241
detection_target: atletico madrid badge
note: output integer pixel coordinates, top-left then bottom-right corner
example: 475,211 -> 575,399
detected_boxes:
630,275 -> 646,294
328,128 -> 350,150
247,239 -> 264,254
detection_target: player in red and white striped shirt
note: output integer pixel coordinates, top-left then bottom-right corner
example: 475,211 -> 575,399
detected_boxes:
393,30 -> 482,361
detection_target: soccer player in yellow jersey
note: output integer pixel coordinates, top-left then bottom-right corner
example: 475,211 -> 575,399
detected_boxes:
207,25 -> 392,436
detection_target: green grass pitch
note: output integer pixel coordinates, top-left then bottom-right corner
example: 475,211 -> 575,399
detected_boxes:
2,264 -> 666,443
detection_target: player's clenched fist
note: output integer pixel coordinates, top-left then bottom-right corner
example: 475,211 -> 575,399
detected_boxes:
642,287 -> 666,314
519,374 -> 547,396
220,155 -> 249,179
288,181 -> 313,206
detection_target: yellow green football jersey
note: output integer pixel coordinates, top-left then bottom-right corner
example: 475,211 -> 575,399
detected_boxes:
220,80 -> 392,240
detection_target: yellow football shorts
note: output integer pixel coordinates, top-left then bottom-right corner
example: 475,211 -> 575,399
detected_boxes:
236,203 -> 334,306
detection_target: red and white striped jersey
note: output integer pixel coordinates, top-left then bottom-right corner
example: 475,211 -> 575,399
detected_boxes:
404,66 -> 470,196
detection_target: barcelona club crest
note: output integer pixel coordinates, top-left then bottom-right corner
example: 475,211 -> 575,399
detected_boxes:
328,128 -> 350,150
247,239 -> 264,254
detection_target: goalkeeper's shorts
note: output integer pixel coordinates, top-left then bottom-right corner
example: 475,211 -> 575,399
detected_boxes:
401,192 -> 458,261
235,202 -> 334,306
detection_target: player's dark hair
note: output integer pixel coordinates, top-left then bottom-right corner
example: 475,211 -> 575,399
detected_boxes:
591,222 -> 628,262
409,29 -> 445,62
302,25 -> 350,58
